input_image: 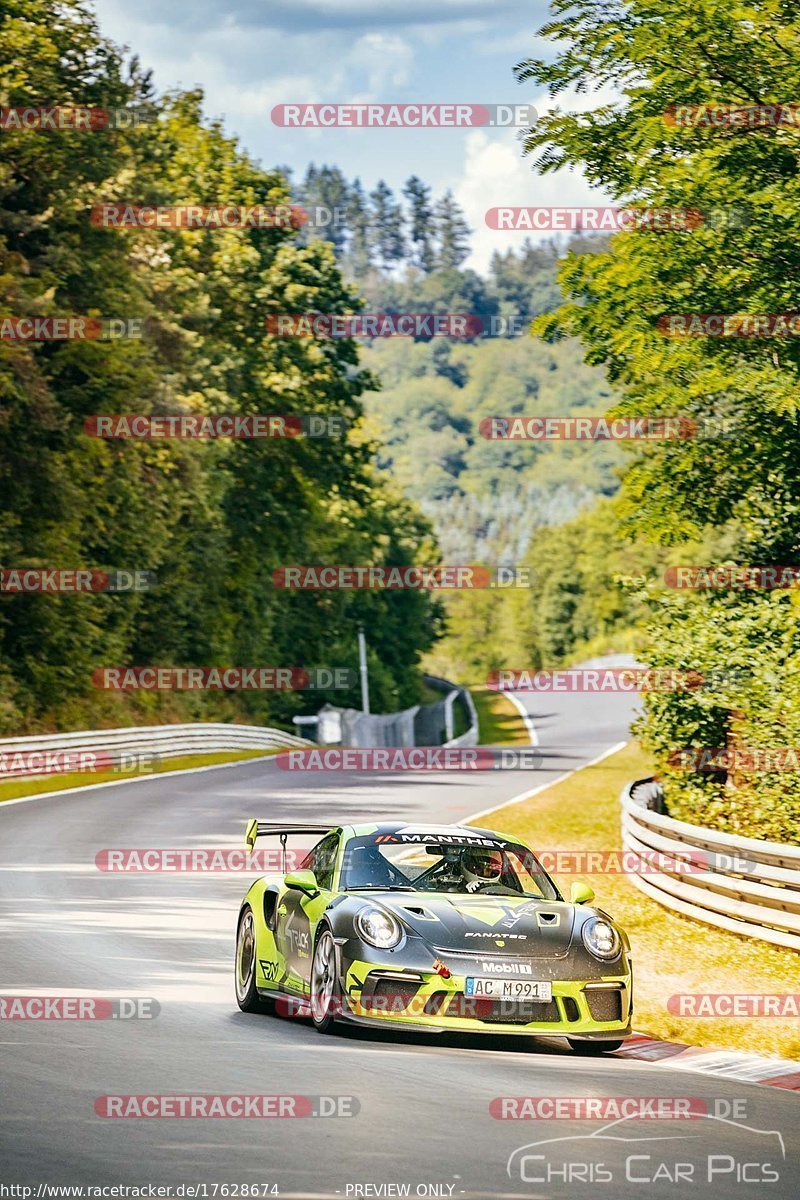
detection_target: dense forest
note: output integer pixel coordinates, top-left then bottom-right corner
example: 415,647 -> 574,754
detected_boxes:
286,167 -> 625,568
7,0 -> 800,846
513,0 -> 800,841
1,0 -> 632,741
0,0 -> 444,732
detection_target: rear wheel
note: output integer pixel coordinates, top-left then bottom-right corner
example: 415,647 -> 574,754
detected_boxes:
568,1038 -> 624,1054
310,928 -> 340,1033
235,906 -> 272,1014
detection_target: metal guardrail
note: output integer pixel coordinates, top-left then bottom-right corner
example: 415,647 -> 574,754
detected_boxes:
621,778 -> 800,952
308,677 -> 478,749
0,722 -> 310,778
422,675 -> 478,748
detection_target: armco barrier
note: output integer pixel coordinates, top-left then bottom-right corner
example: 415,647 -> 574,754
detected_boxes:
422,674 -> 478,748
0,722 -> 310,778
621,778 -> 800,951
308,677 -> 477,749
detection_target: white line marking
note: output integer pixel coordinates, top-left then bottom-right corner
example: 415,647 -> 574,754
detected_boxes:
504,691 -> 538,746
0,754 -> 280,811
463,741 -> 628,824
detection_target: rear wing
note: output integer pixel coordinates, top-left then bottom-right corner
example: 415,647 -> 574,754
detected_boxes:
245,819 -> 333,859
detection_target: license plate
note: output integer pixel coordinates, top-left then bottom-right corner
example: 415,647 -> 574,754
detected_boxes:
465,977 -> 552,1002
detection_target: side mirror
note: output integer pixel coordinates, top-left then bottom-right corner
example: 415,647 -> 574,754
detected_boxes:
285,869 -> 320,898
570,881 -> 595,905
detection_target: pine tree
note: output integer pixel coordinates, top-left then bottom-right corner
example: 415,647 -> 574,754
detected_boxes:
298,163 -> 350,254
402,175 -> 436,273
369,180 -> 406,271
345,177 -> 373,276
434,190 -> 471,269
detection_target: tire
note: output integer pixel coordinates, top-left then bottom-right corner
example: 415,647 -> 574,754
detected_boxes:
310,927 -> 340,1033
568,1038 -> 624,1054
235,905 -> 272,1014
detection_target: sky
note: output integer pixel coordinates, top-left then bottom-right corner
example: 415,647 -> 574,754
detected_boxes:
91,0 -> 608,272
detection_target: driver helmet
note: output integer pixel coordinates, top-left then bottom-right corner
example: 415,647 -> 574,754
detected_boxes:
462,847 -> 503,888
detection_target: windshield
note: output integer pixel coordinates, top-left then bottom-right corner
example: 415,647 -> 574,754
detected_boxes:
341,836 -> 560,900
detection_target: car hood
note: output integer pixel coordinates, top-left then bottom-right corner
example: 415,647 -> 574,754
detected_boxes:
374,891 -> 577,959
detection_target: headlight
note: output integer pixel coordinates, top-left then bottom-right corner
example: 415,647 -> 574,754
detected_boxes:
355,906 -> 402,949
581,917 -> 621,961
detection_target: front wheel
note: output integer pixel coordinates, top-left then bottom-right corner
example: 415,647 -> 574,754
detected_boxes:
235,906 -> 272,1014
310,928 -> 340,1033
568,1038 -> 624,1054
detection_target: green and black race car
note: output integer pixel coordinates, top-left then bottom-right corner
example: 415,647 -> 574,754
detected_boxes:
235,820 -> 632,1050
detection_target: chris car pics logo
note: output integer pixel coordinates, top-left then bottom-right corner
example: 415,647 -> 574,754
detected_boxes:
507,1111 -> 785,1186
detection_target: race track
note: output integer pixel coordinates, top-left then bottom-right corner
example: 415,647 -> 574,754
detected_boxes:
1,676 -> 797,1198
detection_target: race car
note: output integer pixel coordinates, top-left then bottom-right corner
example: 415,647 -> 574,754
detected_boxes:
234,820 -> 632,1050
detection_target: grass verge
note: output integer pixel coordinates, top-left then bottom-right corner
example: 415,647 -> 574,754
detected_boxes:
473,686 -> 531,746
485,740 -> 800,1061
0,748 -> 278,805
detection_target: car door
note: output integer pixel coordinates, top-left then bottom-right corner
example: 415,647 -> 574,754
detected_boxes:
275,832 -> 340,992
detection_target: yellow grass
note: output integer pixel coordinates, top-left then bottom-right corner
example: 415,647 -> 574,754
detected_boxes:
473,685 -> 531,745
485,741 -> 800,1060
0,748 -> 277,804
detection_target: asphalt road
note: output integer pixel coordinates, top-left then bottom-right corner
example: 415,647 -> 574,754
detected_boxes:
1,671 -> 797,1198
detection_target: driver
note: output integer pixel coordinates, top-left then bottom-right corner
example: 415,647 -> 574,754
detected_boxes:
461,847 -> 504,893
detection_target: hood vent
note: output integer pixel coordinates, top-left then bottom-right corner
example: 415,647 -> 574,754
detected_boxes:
400,905 -> 437,920
536,912 -> 559,926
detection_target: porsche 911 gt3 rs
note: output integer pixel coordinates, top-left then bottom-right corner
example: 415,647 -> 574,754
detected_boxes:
234,820 -> 632,1050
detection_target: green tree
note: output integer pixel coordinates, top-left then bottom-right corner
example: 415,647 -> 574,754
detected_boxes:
0,0 -> 442,730
514,0 -> 800,838
297,163 -> 351,256
402,175 -> 436,273
369,180 -> 406,271
434,190 -> 471,269
345,176 -> 373,277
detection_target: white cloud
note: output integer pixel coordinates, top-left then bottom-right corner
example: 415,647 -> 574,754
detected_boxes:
345,34 -> 415,92
454,129 -> 610,272
453,82 -> 622,271
193,33 -> 414,127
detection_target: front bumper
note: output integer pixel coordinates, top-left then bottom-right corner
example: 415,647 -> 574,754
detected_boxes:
341,963 -> 632,1037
